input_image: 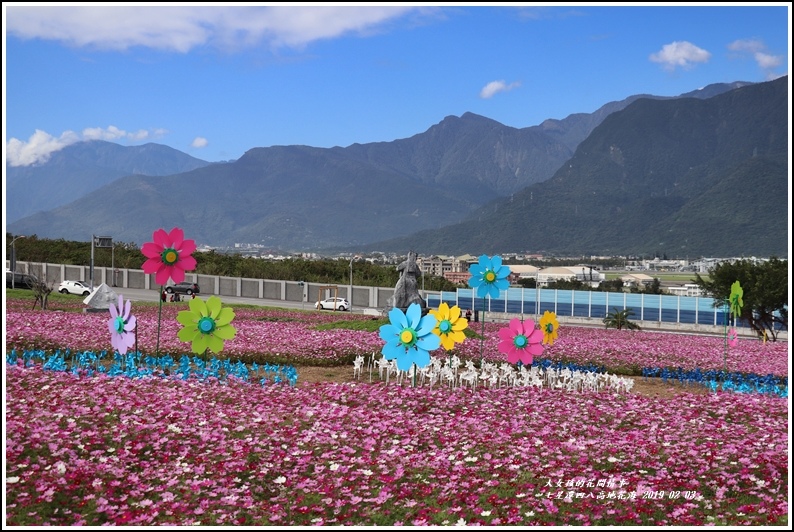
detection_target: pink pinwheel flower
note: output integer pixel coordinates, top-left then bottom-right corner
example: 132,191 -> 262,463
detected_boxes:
108,294 -> 136,355
498,318 -> 544,365
728,328 -> 739,348
141,227 -> 197,285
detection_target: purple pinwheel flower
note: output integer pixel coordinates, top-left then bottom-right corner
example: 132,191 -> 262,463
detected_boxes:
108,294 -> 136,355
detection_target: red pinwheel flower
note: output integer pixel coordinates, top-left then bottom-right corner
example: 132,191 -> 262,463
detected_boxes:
141,227 -> 197,286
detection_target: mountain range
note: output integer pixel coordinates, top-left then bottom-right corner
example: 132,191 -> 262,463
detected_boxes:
5,77 -> 787,258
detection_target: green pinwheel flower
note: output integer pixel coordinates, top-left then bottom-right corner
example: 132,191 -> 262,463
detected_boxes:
729,280 -> 743,318
177,295 -> 237,354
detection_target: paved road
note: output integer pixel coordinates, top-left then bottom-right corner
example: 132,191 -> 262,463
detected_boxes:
109,286 -> 380,315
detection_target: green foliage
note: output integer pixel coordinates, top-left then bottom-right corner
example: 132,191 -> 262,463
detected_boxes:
629,278 -> 662,294
314,318 -> 388,333
693,257 -> 788,341
603,307 -> 641,331
7,234 -> 459,290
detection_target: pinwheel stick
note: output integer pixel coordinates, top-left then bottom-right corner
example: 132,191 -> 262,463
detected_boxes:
155,286 -> 164,357
480,296 -> 486,368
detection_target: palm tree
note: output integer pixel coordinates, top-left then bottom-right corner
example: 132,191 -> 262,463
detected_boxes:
603,307 -> 641,330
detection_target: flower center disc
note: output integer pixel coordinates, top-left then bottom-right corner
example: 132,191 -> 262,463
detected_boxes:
162,248 -> 178,265
114,316 -> 125,334
484,271 -> 496,283
198,317 -> 216,334
400,329 -> 415,345
545,323 -> 554,333
514,334 -> 528,348
439,320 -> 452,334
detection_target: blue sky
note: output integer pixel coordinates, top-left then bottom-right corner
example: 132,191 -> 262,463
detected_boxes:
4,3 -> 790,166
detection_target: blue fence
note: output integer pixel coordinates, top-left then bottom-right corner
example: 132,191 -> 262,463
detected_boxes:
427,288 -> 756,327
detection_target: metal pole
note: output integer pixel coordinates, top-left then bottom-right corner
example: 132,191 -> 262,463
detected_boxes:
90,235 -> 95,291
10,235 -> 26,289
112,244 -> 115,286
349,258 -> 353,310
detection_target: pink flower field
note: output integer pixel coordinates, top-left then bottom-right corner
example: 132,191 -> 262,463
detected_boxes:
4,299 -> 791,525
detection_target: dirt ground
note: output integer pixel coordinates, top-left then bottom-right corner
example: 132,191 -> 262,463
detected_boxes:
294,366 -> 711,399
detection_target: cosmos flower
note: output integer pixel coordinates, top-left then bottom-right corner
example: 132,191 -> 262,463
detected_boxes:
141,227 -> 197,286
468,254 -> 511,299
429,303 -> 468,351
498,318 -> 544,365
727,327 -> 739,348
176,296 -> 237,354
379,303 -> 440,371
108,294 -> 136,355
539,310 -> 560,346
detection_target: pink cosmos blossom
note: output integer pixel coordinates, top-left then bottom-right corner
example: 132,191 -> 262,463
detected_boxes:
141,227 -> 197,285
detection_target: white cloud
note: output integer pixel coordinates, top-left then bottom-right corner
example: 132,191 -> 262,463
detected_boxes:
727,38 -> 784,78
649,41 -> 711,71
191,137 -> 208,149
5,5 -> 427,52
6,130 -> 79,166
6,126 -> 163,166
728,38 -> 765,54
480,80 -> 521,99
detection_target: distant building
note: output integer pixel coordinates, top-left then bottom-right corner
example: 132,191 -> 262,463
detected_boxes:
621,273 -> 656,289
666,283 -> 703,297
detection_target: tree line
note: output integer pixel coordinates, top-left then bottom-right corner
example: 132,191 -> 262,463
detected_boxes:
6,234 -> 459,292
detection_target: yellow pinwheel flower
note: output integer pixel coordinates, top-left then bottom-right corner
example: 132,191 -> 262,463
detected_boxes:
429,302 -> 468,351
539,310 -> 560,346
177,295 -> 237,354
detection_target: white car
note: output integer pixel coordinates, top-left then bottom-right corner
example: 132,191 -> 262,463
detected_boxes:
315,297 -> 349,311
58,280 -> 92,296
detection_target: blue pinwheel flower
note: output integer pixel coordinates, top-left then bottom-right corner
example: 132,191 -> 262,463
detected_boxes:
379,303 -> 440,371
468,254 -> 511,299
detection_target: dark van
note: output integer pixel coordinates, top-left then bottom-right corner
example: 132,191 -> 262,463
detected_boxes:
6,271 -> 38,289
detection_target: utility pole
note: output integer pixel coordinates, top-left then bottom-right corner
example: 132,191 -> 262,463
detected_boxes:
9,235 -> 26,289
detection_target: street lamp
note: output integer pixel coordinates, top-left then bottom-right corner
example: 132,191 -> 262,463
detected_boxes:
9,235 -> 26,289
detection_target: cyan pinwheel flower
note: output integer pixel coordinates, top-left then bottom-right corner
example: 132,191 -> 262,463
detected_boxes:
379,303 -> 440,371
141,227 -> 197,286
429,303 -> 468,351
727,327 -> 739,348
729,280 -> 743,318
108,294 -> 136,356
539,310 -> 560,346
177,296 -> 237,354
468,254 -> 511,299
498,318 -> 544,365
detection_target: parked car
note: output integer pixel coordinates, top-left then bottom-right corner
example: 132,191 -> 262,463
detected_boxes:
165,282 -> 200,295
6,271 -> 38,290
315,297 -> 349,311
58,280 -> 92,296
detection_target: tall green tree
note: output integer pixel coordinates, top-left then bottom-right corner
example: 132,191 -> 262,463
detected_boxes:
693,257 -> 788,341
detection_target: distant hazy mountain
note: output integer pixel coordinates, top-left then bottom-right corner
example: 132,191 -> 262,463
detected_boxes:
5,140 -> 211,223
7,80 -> 768,257
362,76 -> 788,258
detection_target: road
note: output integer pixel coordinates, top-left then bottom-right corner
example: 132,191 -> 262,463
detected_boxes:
109,287 -> 380,315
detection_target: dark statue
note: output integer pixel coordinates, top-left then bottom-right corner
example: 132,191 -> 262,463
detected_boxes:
390,250 -> 427,313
